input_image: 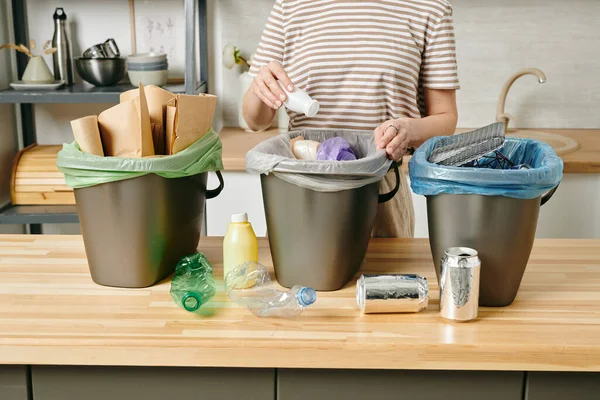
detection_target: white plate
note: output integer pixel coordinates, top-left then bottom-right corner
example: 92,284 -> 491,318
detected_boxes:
10,80 -> 65,91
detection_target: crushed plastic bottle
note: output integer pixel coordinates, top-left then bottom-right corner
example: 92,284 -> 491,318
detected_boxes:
225,261 -> 317,317
170,253 -> 216,312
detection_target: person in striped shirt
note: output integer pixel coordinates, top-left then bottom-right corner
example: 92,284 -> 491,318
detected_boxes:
243,0 -> 459,238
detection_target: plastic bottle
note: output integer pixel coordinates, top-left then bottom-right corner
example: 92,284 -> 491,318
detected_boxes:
278,82 -> 320,117
170,253 -> 216,312
292,140 -> 321,160
225,261 -> 317,317
223,213 -> 258,281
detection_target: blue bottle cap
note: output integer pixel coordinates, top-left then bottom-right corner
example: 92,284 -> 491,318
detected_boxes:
296,287 -> 317,307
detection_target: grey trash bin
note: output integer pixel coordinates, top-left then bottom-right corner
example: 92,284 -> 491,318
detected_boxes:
427,187 -> 557,307
247,130 -> 399,291
262,164 -> 399,291
75,171 -> 224,288
409,135 -> 563,307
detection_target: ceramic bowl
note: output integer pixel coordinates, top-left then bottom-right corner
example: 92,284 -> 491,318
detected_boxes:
128,69 -> 169,87
127,52 -> 167,64
127,62 -> 169,72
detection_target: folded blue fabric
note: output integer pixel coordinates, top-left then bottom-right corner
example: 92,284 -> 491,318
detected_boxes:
316,137 -> 357,161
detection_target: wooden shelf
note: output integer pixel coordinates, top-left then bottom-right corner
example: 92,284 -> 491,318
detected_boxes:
0,204 -> 78,224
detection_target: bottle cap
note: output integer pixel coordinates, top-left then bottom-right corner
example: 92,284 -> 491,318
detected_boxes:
297,287 -> 317,307
231,212 -> 248,223
304,100 -> 320,117
53,7 -> 67,20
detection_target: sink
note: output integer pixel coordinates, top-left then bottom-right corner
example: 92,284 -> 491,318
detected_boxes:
506,130 -> 579,156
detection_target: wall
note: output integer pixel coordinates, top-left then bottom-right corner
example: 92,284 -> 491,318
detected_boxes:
0,0 -> 23,234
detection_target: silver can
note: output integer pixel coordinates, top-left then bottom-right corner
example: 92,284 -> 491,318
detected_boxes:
439,247 -> 480,322
356,274 -> 428,314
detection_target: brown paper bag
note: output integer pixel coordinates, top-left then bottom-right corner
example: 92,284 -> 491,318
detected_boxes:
70,115 -> 104,156
170,93 -> 217,154
98,83 -> 154,157
121,85 -> 175,155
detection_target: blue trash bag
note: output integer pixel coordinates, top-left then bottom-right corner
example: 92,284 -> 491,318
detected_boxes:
409,137 -> 563,199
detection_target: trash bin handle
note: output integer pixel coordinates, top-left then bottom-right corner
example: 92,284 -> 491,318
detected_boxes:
541,182 -> 559,206
206,171 -> 224,199
378,162 -> 400,204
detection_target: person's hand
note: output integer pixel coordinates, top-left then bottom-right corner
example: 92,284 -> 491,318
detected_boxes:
374,118 -> 412,161
252,61 -> 294,110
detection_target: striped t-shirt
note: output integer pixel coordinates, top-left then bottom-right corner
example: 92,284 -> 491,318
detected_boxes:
249,0 -> 460,131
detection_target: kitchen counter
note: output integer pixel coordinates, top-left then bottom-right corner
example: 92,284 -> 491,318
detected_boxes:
1,235 -> 599,372
219,127 -> 600,173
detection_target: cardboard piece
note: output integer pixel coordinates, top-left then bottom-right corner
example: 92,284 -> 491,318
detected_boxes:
165,103 -> 177,155
121,85 -> 175,155
150,122 -> 164,155
168,93 -> 217,154
70,115 -> 105,156
98,83 -> 155,157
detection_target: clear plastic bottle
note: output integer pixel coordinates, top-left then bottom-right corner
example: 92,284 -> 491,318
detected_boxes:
225,262 -> 317,317
223,213 -> 258,281
170,253 -> 216,312
278,82 -> 320,117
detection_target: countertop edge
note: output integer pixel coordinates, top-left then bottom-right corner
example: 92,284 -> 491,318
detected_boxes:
2,344 -> 599,372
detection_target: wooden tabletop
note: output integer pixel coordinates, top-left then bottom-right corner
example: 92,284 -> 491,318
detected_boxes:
0,235 -> 599,371
219,127 -> 281,171
555,129 -> 600,173
220,127 -> 600,173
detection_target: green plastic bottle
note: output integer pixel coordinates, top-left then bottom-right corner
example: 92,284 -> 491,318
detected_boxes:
170,253 -> 216,312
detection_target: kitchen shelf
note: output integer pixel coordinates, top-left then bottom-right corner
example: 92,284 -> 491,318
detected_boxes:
0,204 -> 78,225
0,82 -> 207,104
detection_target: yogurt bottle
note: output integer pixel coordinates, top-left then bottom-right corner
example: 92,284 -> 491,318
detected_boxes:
223,213 -> 259,281
278,82 -> 320,117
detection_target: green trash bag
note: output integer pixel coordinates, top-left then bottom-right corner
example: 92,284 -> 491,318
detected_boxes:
57,129 -> 223,189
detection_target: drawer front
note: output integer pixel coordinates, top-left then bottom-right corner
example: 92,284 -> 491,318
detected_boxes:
527,372 -> 600,400
0,366 -> 28,400
33,366 -> 274,400
278,369 -> 523,400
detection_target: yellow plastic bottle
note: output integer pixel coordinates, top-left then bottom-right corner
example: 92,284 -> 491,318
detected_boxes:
223,213 -> 258,281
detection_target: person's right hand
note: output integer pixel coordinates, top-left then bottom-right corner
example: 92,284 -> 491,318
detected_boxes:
252,61 -> 294,110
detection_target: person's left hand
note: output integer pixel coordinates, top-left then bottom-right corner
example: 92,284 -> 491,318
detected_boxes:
374,118 -> 412,161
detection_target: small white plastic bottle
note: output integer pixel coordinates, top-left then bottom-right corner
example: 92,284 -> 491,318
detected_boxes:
278,82 -> 320,117
223,213 -> 258,281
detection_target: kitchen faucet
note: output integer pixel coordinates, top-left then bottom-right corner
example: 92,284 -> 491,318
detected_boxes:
496,68 -> 546,129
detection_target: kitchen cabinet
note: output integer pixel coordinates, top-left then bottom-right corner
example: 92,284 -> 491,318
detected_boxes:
278,369 -> 524,400
32,366 -> 274,400
207,170 -> 600,240
526,372 -> 600,400
0,366 -> 28,400
207,171 -> 267,236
